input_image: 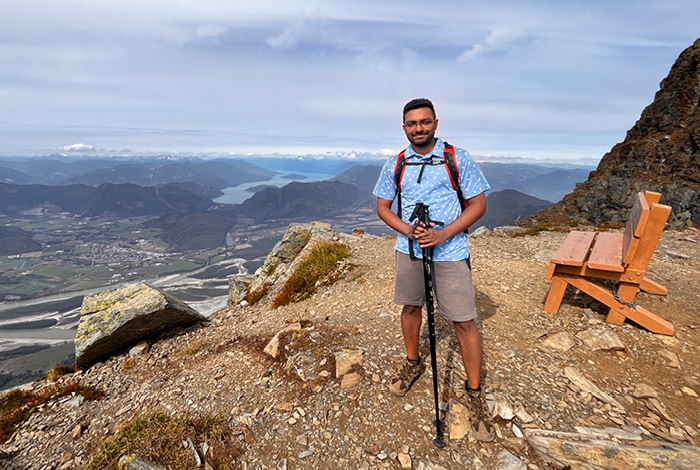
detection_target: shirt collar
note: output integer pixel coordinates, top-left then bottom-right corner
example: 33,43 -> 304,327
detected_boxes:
406,138 -> 444,161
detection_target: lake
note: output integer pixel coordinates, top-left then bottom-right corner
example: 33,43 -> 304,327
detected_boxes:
213,171 -> 336,205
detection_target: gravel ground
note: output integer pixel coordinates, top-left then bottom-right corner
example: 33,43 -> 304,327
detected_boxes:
3,226 -> 700,470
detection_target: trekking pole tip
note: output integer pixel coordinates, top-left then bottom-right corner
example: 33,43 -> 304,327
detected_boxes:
432,437 -> 446,448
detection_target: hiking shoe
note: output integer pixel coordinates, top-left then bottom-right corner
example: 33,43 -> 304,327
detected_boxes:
389,358 -> 425,397
467,389 -> 496,442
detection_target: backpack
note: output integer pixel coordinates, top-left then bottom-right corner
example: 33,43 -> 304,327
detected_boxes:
393,141 -> 469,222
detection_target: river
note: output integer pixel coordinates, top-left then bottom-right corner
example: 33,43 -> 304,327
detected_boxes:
0,257 -> 249,354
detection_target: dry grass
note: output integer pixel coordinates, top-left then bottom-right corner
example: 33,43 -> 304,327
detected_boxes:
0,380 -> 103,443
512,223 -> 561,237
243,283 -> 270,306
86,411 -> 241,470
184,340 -> 204,356
273,241 -> 351,308
598,222 -> 626,231
46,365 -> 76,382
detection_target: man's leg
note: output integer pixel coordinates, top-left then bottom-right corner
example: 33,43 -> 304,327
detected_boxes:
390,304 -> 426,396
453,319 -> 494,442
453,319 -> 482,389
401,305 -> 423,360
390,252 -> 427,397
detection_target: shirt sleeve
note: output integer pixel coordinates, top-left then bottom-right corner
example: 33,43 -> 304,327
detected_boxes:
458,148 -> 490,199
372,155 -> 399,200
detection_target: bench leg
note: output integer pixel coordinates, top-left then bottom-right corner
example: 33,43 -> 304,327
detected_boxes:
561,275 -> 674,336
544,276 -> 568,313
640,277 -> 668,295
606,283 -> 638,325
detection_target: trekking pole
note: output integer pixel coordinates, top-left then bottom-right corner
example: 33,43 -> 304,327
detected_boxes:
409,203 -> 446,448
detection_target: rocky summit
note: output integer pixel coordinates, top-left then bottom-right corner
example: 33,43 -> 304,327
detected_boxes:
528,38 -> 700,228
3,223 -> 700,470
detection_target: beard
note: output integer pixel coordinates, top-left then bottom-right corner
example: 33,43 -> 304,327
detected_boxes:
408,130 -> 434,148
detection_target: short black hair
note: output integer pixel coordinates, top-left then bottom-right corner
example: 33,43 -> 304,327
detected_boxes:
403,98 -> 436,121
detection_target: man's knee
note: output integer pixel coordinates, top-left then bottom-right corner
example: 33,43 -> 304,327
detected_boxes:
402,305 -> 422,317
454,319 -> 479,336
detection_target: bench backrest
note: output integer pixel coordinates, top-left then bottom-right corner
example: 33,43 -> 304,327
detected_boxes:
622,191 -> 671,270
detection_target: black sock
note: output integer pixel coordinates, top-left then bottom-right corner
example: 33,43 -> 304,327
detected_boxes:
407,355 -> 420,366
466,382 -> 481,396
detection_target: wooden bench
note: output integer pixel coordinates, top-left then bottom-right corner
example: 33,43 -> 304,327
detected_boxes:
543,191 -> 674,335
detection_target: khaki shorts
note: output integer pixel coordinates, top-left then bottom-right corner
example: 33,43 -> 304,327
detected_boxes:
394,251 -> 478,323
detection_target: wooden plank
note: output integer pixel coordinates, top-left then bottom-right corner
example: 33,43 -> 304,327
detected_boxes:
606,283 -> 641,325
561,274 -> 674,335
543,276 -> 568,313
644,190 -> 661,205
622,192 -> 649,264
545,262 -> 556,281
632,192 -> 650,238
628,203 -> 672,272
553,264 -> 629,282
551,231 -> 595,267
640,277 -> 668,295
587,232 -> 624,272
622,237 -> 641,266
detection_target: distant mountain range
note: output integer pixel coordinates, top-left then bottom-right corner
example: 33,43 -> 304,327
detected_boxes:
237,181 -> 365,220
0,158 -> 274,189
329,161 -> 591,205
148,180 -> 365,251
0,182 -> 214,218
0,156 -> 591,253
473,189 -> 553,230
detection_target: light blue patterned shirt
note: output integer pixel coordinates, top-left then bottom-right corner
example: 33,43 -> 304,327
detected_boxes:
373,138 -> 490,261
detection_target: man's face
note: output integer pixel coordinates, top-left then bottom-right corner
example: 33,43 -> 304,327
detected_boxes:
403,107 -> 438,148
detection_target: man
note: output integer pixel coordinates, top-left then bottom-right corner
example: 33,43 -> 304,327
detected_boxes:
373,98 -> 494,442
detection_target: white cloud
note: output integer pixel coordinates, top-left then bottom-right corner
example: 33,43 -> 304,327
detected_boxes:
457,26 -> 525,62
266,21 -> 310,50
58,143 -> 95,152
197,24 -> 225,38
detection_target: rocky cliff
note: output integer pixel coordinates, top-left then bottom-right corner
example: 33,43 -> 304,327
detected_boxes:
529,38 -> 700,227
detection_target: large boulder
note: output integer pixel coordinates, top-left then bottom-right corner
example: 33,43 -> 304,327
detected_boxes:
74,283 -> 206,367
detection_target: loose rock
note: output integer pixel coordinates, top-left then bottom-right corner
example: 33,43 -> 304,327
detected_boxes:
494,449 -> 527,470
334,349 -> 363,377
448,399 -> 471,440
541,331 -> 575,351
576,328 -> 625,351
632,383 -> 659,399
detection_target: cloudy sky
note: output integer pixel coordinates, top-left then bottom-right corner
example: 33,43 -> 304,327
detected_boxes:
1,1 -> 699,163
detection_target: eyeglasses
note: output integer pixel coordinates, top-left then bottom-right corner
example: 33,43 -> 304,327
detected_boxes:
403,119 -> 435,129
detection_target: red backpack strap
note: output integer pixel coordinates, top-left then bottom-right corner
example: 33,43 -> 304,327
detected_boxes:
393,149 -> 407,190
442,142 -> 468,211
393,149 -> 407,218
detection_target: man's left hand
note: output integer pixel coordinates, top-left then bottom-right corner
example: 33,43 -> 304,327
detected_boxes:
414,224 -> 448,248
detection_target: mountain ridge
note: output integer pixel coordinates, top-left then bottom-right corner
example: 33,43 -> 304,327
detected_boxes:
528,37 -> 700,227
